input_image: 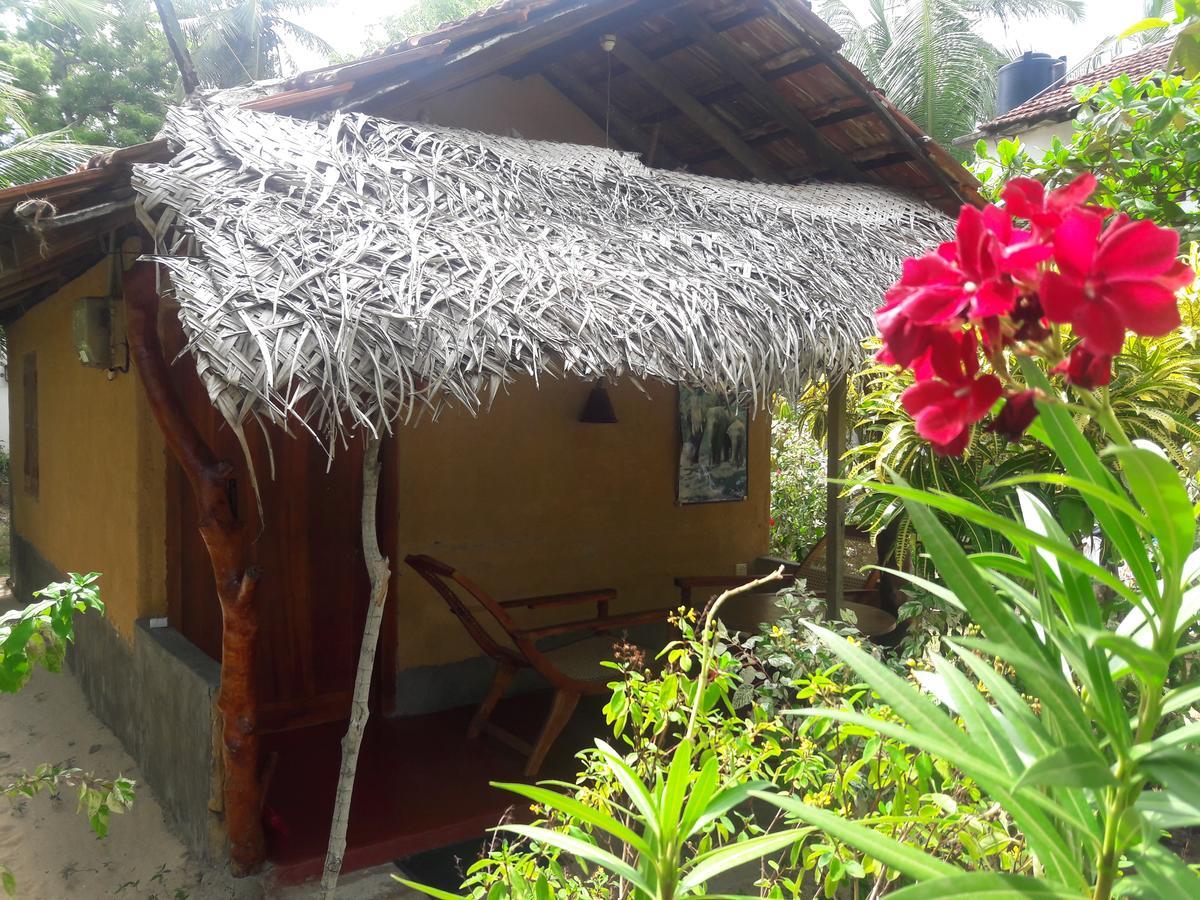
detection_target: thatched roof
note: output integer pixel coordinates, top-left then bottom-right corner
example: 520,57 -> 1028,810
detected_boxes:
132,104 -> 948,446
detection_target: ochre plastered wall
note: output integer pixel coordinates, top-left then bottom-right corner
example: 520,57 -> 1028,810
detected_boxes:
9,261 -> 168,640
394,377 -> 770,668
372,73 -> 608,146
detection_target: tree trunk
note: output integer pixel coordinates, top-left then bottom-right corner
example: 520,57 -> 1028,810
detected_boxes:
321,435 -> 391,898
124,262 -> 266,874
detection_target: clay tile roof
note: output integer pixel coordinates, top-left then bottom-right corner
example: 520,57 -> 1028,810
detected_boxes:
975,41 -> 1174,137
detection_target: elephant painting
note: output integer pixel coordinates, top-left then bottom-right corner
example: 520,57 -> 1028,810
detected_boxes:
726,417 -> 746,467
677,387 -> 749,503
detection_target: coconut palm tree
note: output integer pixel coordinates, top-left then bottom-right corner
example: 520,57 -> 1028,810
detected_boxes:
177,0 -> 335,87
0,65 -> 105,188
816,0 -> 1085,149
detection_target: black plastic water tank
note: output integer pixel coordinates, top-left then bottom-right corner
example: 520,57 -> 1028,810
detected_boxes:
997,52 -> 1069,115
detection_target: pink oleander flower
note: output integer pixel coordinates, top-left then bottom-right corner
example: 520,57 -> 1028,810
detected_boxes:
1055,344 -> 1114,390
987,390 -> 1040,443
876,204 -> 1049,367
1002,173 -> 1098,235
901,330 -> 1002,456
1041,211 -> 1196,356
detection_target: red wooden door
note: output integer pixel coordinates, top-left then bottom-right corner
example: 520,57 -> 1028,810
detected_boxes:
162,310 -> 389,724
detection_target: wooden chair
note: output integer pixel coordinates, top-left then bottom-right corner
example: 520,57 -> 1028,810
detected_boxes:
675,531 -> 896,637
406,554 -> 670,776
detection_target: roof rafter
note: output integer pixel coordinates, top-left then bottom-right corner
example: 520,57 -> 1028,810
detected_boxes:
761,0 -> 976,206
342,0 -> 643,114
671,12 -> 862,181
608,35 -> 781,182
543,63 -> 683,168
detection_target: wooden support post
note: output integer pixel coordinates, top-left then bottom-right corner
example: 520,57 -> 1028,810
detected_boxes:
609,35 -> 782,181
825,375 -> 847,621
321,435 -> 392,899
124,263 -> 265,874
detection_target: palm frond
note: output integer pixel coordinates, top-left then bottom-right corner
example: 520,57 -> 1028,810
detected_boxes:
0,131 -> 107,189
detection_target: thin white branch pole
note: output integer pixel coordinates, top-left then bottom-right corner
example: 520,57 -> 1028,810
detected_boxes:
321,435 -> 391,898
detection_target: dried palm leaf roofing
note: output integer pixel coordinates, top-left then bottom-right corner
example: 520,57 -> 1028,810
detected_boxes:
133,104 -> 948,446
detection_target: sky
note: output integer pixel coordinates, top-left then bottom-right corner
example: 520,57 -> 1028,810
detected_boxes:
288,0 -> 1149,74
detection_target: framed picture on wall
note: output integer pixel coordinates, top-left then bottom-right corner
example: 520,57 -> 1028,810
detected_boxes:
677,386 -> 748,504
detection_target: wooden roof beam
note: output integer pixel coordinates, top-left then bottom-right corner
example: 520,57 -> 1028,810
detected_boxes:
344,0 -> 644,113
544,63 -> 682,169
504,2 -> 753,79
637,53 -> 825,125
761,0 -> 977,208
608,35 -> 781,182
672,13 -> 861,181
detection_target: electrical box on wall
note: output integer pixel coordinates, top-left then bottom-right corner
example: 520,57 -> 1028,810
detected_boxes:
73,297 -> 114,368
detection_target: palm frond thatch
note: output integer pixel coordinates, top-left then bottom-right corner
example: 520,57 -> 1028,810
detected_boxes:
133,104 -> 949,450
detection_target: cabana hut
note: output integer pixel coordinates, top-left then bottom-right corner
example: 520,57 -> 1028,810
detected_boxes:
0,0 -> 974,881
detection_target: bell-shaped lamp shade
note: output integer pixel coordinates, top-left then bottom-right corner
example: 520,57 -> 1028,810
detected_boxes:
579,382 -> 618,423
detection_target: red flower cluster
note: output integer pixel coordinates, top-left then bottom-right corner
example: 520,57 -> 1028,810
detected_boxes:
877,174 -> 1195,455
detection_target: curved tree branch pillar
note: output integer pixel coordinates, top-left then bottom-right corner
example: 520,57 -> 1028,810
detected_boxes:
123,262 -> 266,874
322,435 -> 391,898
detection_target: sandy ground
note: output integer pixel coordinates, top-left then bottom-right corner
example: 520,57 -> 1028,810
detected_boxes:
1,666 -> 417,899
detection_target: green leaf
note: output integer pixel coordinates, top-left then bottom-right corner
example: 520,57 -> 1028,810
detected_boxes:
1123,842 -> 1200,898
1139,748 -> 1200,800
1162,681 -> 1200,716
592,741 -> 660,835
1019,361 -> 1160,601
1076,627 -> 1169,688
1118,17 -> 1174,40
679,753 -> 720,840
660,738 -> 694,840
493,782 -> 652,856
887,872 -> 1086,898
1135,791 -> 1200,829
1104,443 -> 1196,577
1013,744 -> 1116,790
497,824 -> 653,893
690,778 -> 770,837
392,877 -> 466,899
753,792 -> 961,882
679,827 -> 813,891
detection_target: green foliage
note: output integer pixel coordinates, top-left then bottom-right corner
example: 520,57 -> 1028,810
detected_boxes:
177,0 -> 335,88
0,0 -> 175,147
0,572 -> 103,693
403,590 -> 1028,898
972,74 -> 1200,243
1,574 -> 135,895
769,405 -> 826,562
3,764 -> 135,838
762,365 -> 1200,897
815,0 -> 1083,151
1123,0 -> 1200,77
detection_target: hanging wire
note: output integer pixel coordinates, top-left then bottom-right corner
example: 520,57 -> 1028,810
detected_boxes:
604,47 -> 613,149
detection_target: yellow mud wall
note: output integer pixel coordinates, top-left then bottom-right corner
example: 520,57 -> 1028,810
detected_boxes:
394,377 -> 771,668
8,260 -> 168,640
371,73 -> 608,146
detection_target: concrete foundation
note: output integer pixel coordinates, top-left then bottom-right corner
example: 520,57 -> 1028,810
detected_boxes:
12,532 -> 222,862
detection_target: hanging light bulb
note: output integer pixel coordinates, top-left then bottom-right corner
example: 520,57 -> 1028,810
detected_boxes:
579,380 -> 618,424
